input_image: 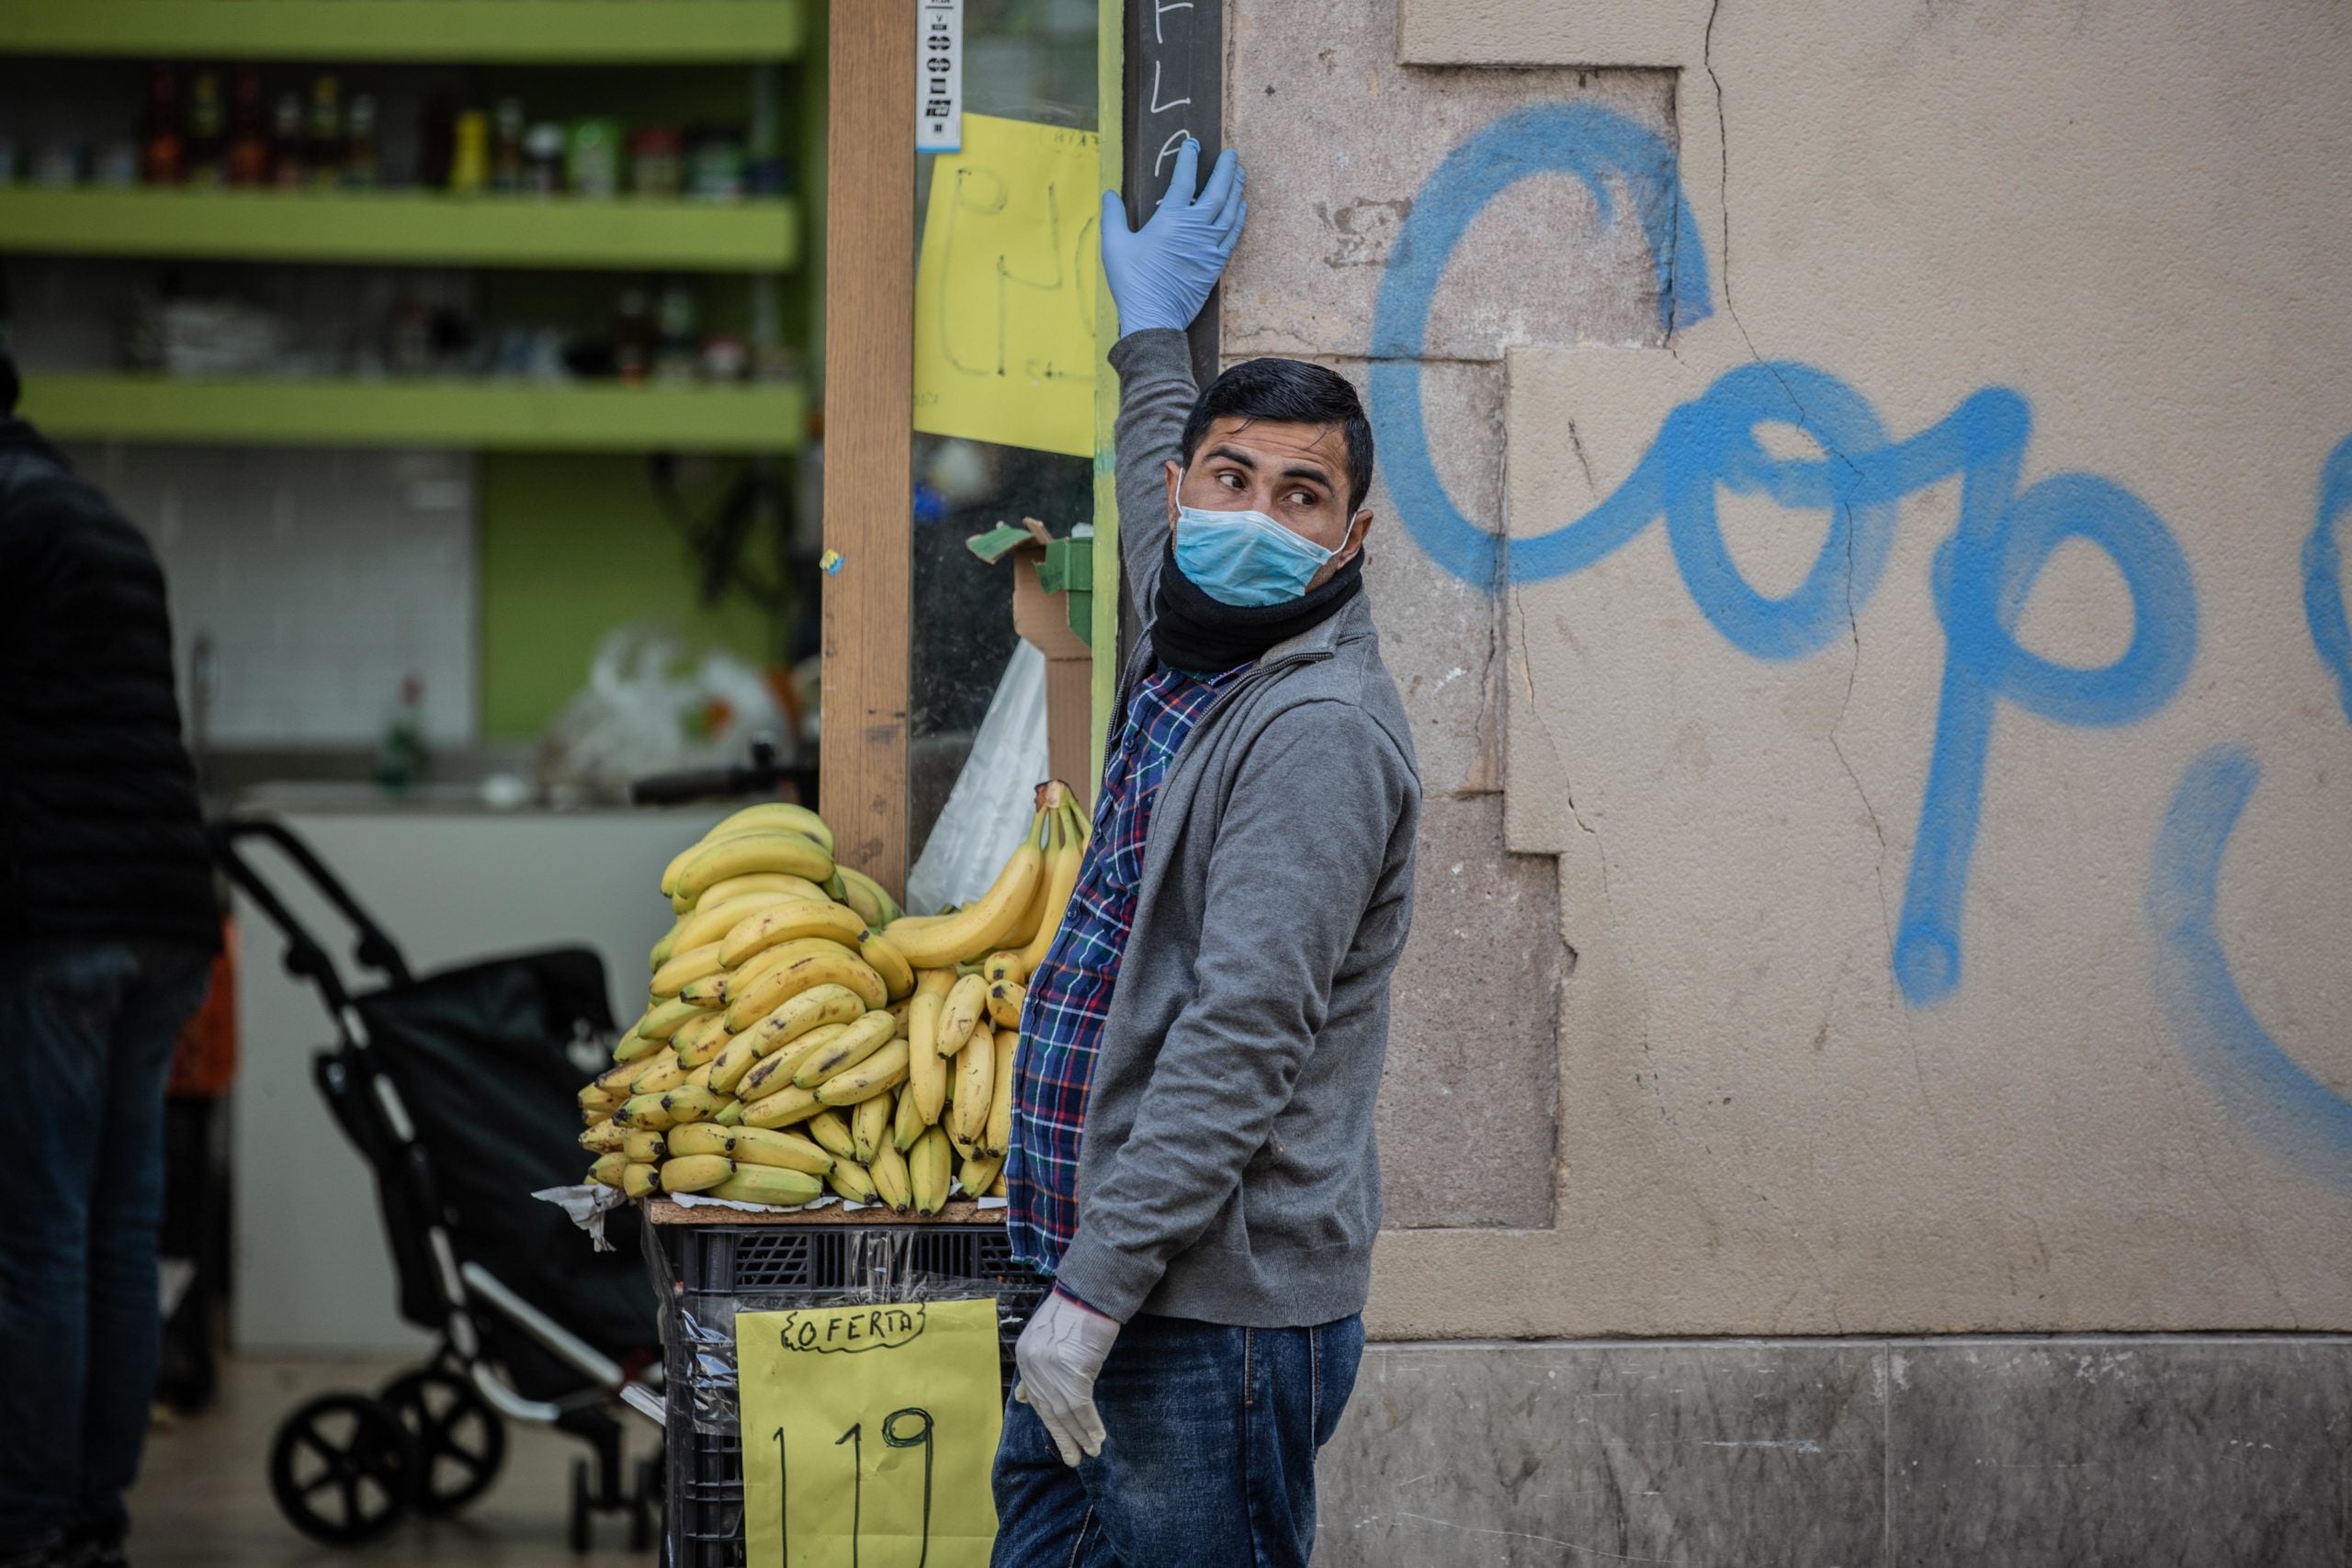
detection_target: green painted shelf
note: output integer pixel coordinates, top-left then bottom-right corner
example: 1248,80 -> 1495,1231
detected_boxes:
0,187 -> 800,271
0,0 -> 807,63
24,374 -> 808,451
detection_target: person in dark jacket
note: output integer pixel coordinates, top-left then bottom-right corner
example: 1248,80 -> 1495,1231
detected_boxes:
0,350 -> 220,1568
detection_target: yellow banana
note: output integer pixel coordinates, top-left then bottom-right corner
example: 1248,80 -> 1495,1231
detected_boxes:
621,1129 -> 667,1163
633,997 -> 711,1044
712,1165 -> 827,1207
911,1125 -> 954,1215
984,1027 -> 1015,1157
887,997 -> 911,1034
659,819 -> 808,898
660,1155 -> 734,1193
579,1085 -> 618,1118
987,979 -> 1026,1031
833,866 -> 898,928
868,1137 -> 912,1213
588,1152 -> 629,1187
814,1038 -> 911,1107
673,831 -> 835,905
883,810 -> 1046,968
594,1058 -> 646,1097
673,1013 -> 732,1070
857,929 -> 917,1001
692,872 -> 831,912
739,1083 -> 824,1130
733,981 -> 870,1060
612,1029 -> 663,1065
715,1100 -> 744,1126
627,1047 -> 684,1095
893,1081 -> 925,1152
649,930 -> 678,973
853,1091 -> 893,1164
685,1062 -> 714,1090
710,802 -> 835,856
650,942 -> 727,998
667,892 -> 797,957
620,1162 -> 663,1200
707,1032 -> 767,1095
982,950 -> 1024,986
825,1159 -> 880,1205
670,1122 -> 831,1176
959,1151 -> 1004,1199
1017,795 -> 1088,976
581,1118 -> 627,1155
718,900 -> 870,970
737,1024 -> 845,1102
989,1170 -> 1007,1199
725,945 -> 888,1030
658,1086 -> 729,1123
794,1010 -> 899,1090
616,1092 -> 676,1130
937,974 -> 987,1059
948,1022 -> 992,1149
907,970 -> 954,1122
805,1110 -> 859,1162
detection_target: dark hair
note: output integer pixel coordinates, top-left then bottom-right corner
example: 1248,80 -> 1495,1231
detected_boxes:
1179,357 -> 1374,513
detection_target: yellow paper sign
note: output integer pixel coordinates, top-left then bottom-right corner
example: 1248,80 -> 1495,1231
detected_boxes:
738,1298 -> 1004,1568
913,113 -> 1102,458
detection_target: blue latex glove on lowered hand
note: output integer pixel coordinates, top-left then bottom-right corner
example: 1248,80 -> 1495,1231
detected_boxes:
1100,139 -> 1247,335
1012,1287 -> 1120,1466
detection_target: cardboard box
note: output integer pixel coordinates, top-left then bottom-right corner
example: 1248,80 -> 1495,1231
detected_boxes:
972,519 -> 1095,798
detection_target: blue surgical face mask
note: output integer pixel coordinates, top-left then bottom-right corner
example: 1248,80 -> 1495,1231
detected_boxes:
1171,504 -> 1337,607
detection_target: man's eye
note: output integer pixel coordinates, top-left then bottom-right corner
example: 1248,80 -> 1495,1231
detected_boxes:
1219,472 -> 1242,488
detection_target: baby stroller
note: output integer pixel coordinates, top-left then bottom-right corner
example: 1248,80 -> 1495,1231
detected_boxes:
211,816 -> 666,1550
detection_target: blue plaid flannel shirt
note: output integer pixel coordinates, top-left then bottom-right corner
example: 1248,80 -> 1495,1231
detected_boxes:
1004,659 -> 1250,1275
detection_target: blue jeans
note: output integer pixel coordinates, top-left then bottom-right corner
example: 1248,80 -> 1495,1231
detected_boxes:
991,1312 -> 1365,1568
0,940 -> 212,1551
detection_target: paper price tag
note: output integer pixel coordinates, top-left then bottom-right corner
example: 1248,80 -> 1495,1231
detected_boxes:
739,1298 -> 1004,1568
917,0 -> 964,154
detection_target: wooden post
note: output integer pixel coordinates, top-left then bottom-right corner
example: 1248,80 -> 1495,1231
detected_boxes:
820,0 -> 915,896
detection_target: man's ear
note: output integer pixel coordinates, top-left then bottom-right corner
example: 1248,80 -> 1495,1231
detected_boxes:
1164,458 -> 1184,528
1336,507 -> 1374,568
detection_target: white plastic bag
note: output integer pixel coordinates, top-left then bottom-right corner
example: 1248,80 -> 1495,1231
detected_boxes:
906,641 -> 1049,914
537,625 -> 791,803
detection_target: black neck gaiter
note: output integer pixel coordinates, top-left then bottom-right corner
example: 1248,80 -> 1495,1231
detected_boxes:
1148,537 -> 1364,675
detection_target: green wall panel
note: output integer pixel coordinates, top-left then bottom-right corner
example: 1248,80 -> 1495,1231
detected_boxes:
478,453 -> 785,739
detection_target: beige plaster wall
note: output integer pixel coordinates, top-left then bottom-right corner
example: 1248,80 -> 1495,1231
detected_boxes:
1229,0 -> 2352,1335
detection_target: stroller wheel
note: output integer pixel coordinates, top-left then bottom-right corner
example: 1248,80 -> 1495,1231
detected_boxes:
267,1393 -> 417,1545
570,1457 -> 594,1553
379,1366 -> 507,1515
628,1455 -> 658,1551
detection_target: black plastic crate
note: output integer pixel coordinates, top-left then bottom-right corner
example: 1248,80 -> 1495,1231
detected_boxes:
656,1221 -> 1047,1568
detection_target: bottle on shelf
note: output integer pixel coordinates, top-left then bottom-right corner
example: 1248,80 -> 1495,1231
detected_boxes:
374,675 -> 429,795
654,281 -> 698,383
524,123 -> 565,196
226,67 -> 268,187
492,97 -> 526,194
268,90 -> 305,188
614,288 -> 653,387
185,71 -> 225,186
447,109 -> 489,196
140,64 -> 184,186
344,94 -> 380,189
305,73 -> 344,188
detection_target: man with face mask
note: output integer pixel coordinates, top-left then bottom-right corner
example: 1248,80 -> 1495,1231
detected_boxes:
993,141 -> 1421,1567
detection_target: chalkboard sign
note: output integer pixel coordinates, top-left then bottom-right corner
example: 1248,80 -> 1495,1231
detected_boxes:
1124,0 -> 1223,387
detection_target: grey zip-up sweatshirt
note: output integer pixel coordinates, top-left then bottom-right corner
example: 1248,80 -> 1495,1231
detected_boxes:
1049,329 -> 1421,1328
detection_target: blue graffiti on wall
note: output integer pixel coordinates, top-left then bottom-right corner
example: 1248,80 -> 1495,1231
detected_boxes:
2148,745 -> 2352,1190
2302,434 -> 2352,725
1367,102 -> 2199,1003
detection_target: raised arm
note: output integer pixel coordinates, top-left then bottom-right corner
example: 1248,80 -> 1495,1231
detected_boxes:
1100,139 -> 1246,615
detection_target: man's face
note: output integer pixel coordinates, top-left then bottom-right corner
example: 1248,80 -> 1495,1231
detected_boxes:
1164,417 -> 1374,590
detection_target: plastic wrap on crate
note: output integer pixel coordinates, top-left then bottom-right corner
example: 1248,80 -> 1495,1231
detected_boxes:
667,1192 -> 842,1216
533,1182 -> 628,1250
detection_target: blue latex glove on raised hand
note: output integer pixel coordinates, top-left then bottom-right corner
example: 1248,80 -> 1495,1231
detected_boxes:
1100,139 -> 1246,336
1012,1287 -> 1120,1466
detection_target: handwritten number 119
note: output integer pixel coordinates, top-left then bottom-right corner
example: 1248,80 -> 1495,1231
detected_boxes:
773,1408 -> 935,1568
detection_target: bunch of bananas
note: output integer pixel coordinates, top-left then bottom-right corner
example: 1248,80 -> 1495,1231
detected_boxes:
573,786 -> 1090,1213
